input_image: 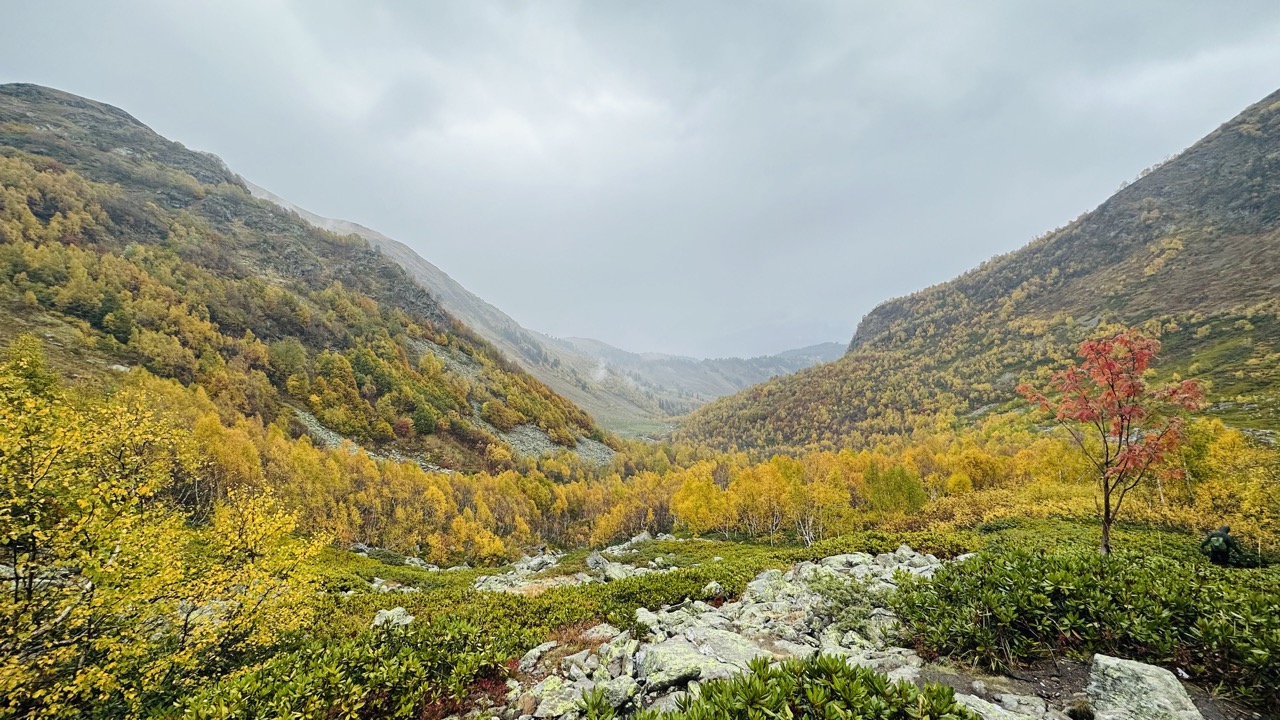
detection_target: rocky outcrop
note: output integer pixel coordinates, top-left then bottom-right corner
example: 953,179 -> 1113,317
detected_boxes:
475,535 -> 686,594
498,546 -> 946,720
1086,654 -> 1203,720
473,552 -> 583,594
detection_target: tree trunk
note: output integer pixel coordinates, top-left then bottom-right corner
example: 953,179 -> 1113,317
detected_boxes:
1100,483 -> 1113,556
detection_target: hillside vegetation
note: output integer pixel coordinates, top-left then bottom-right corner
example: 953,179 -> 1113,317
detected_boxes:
678,88 -> 1280,451
0,83 -> 601,471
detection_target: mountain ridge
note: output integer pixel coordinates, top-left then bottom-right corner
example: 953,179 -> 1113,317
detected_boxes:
678,86 -> 1280,451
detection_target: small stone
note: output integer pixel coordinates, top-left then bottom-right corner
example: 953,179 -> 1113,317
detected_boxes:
371,606 -> 414,628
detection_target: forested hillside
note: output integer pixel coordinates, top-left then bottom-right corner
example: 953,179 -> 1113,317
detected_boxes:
0,83 -> 602,471
245,178 -> 841,437
678,87 -> 1280,451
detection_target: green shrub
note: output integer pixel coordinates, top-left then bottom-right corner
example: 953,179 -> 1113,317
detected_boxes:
180,618 -> 508,720
976,518 -> 1021,534
581,655 -> 980,720
809,573 -> 889,637
893,548 -> 1280,705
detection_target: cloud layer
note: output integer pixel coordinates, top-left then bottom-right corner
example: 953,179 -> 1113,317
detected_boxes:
5,1 -> 1280,356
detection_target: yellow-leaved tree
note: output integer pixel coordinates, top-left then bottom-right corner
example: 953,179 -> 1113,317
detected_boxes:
0,336 -> 321,719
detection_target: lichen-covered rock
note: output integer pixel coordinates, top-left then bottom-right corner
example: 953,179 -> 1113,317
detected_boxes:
683,627 -> 773,667
582,623 -> 621,642
639,638 -> 725,690
1086,654 -> 1202,720
531,676 -> 595,718
597,675 -> 639,708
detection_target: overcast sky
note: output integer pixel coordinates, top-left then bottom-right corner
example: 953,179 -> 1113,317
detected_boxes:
4,2 -> 1280,357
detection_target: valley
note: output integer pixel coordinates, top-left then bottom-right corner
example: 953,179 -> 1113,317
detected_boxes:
3,78 -> 1279,720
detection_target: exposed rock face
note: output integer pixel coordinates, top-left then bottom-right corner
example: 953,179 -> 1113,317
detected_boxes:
1086,654 -> 1203,720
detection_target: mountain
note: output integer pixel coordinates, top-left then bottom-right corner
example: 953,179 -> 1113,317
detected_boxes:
0,83 -> 608,471
244,181 -> 842,437
678,87 -> 1280,451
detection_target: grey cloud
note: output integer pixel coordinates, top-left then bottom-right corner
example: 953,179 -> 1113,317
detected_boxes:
3,1 -> 1280,357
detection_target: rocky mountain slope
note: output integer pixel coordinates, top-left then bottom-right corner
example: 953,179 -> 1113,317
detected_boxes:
0,83 -> 604,470
678,87 -> 1280,451
244,179 -> 843,437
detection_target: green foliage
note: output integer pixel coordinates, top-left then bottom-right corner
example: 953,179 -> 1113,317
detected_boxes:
582,655 -> 980,720
180,619 -> 507,720
809,573 -> 889,637
893,548 -> 1280,704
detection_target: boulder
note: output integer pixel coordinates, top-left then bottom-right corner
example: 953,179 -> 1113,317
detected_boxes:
371,606 -> 414,628
683,627 -> 773,667
818,553 -> 874,569
1086,654 -> 1202,720
586,552 -> 608,571
743,569 -> 787,603
602,562 -> 634,582
639,638 -> 716,690
597,675 -> 639,708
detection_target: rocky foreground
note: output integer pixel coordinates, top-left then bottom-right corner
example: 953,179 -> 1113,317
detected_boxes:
382,543 -> 1213,720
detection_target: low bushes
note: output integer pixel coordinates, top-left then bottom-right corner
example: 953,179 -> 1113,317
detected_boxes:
893,548 -> 1280,704
180,618 -> 509,720
581,655 -> 980,720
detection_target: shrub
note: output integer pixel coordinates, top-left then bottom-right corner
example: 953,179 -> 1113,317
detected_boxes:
581,655 -> 980,720
180,619 -> 508,720
809,573 -> 889,637
893,549 -> 1280,705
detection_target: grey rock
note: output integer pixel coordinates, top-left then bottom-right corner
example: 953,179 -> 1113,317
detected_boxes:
561,649 -> 591,676
996,694 -> 1048,716
818,553 -> 874,569
1087,654 -> 1203,720
639,638 -> 716,690
635,607 -> 660,631
519,641 -> 560,674
956,694 -> 1038,720
582,623 -> 622,642
586,552 -> 608,571
371,606 -> 414,628
596,676 -> 639,708
532,676 -> 594,718
683,627 -> 773,667
743,569 -> 786,603
602,562 -> 634,582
